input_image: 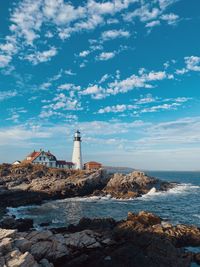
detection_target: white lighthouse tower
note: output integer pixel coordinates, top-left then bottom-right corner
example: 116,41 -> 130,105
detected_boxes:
72,130 -> 83,170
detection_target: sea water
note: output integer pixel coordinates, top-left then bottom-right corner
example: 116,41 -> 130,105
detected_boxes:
7,171 -> 200,229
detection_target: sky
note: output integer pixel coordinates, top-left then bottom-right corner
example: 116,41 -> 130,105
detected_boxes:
0,0 -> 200,170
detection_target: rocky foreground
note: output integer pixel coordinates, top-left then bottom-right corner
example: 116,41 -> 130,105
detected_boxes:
0,211 -> 200,267
0,163 -> 174,211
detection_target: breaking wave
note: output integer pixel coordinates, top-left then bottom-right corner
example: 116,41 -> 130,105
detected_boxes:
6,175 -> 200,229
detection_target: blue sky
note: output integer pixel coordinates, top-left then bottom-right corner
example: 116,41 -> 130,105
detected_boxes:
0,0 -> 200,170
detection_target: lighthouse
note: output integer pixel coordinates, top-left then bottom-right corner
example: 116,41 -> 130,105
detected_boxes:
72,130 -> 83,170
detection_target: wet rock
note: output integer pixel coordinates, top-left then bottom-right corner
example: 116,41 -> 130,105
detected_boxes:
73,217 -> 116,232
39,222 -> 50,227
65,230 -> 101,249
0,216 -> 33,231
0,238 -> 13,255
100,171 -> 173,199
26,230 -> 53,242
194,253 -> 200,265
30,241 -> 53,260
15,237 -> 32,253
0,211 -> 199,267
0,164 -> 175,208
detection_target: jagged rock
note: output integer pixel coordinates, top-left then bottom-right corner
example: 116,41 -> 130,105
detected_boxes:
0,211 -> 200,267
5,250 -> 38,267
0,238 -> 13,255
65,230 -> 101,249
0,256 -> 6,266
26,230 -> 53,242
30,241 -> 53,261
0,216 -> 33,231
100,171 -> 174,199
0,229 -> 17,241
73,217 -> 116,231
137,211 -> 162,226
30,239 -> 69,261
0,164 -> 175,208
15,237 -> 32,253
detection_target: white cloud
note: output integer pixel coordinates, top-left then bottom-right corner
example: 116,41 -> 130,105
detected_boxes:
58,83 -> 80,91
0,54 -> 12,68
145,20 -> 161,28
97,51 -> 116,61
81,85 -> 103,98
65,69 -> 76,76
158,0 -> 178,10
24,47 -> 57,65
0,90 -> 18,101
124,5 -> 161,22
107,70 -> 167,95
97,96 -> 190,115
185,56 -> 200,72
175,68 -> 188,75
141,103 -> 181,113
98,104 -> 137,114
80,68 -> 172,100
136,95 -> 158,104
0,125 -> 51,146
79,50 -> 90,57
40,82 -> 52,90
107,18 -> 119,24
6,114 -> 20,123
0,0 -> 181,68
99,74 -> 110,84
41,92 -> 82,116
101,29 -> 130,41
160,13 -> 179,25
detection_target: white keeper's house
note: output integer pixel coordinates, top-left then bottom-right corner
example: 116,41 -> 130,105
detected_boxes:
23,149 -> 74,169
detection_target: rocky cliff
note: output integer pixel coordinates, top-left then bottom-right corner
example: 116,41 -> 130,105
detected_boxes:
95,171 -> 174,198
0,163 -> 174,210
0,211 -> 200,267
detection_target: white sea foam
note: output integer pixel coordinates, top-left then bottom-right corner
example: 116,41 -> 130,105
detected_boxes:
6,183 -> 200,221
193,214 -> 200,219
140,183 -> 200,200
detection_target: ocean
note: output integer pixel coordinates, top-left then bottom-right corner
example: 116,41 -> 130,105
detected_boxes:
7,171 -> 200,229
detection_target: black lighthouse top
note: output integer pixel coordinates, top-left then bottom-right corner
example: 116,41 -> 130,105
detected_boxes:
74,130 -> 81,141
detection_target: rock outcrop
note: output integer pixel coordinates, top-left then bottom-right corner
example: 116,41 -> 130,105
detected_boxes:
0,163 -> 110,210
94,171 -> 174,199
0,164 -> 174,212
1,211 -> 200,267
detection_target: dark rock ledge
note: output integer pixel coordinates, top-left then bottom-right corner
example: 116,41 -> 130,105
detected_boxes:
0,211 -> 200,267
0,163 -> 175,214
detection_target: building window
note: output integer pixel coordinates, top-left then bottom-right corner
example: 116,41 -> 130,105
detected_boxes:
39,157 -> 42,161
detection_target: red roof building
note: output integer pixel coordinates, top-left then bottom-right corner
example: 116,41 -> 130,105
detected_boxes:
84,161 -> 102,170
23,150 -> 74,169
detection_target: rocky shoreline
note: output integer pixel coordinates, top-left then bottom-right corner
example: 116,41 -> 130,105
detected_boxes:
0,163 -> 175,215
0,211 -> 200,267
0,163 -> 199,266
